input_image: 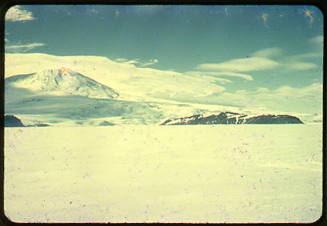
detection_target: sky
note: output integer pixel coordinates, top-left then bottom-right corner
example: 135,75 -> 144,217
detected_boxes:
4,5 -> 324,122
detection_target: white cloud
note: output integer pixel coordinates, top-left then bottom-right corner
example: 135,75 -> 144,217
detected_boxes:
196,83 -> 322,120
271,83 -> 322,98
256,87 -> 269,93
196,57 -> 279,72
207,71 -> 253,81
251,47 -> 283,58
188,71 -> 252,81
284,37 -> 323,62
6,5 -> 35,22
124,59 -> 140,65
140,59 -> 159,67
288,62 -> 318,71
186,71 -> 233,84
309,35 -> 323,48
5,43 -> 45,53
291,52 -> 322,59
115,58 -> 158,67
196,46 -> 321,79
114,58 -> 140,65
114,58 -> 128,62
210,77 -> 232,84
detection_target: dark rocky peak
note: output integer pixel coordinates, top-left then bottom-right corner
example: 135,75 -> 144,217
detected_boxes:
4,115 -> 25,127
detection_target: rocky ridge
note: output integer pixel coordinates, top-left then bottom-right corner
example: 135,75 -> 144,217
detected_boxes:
160,112 -> 303,125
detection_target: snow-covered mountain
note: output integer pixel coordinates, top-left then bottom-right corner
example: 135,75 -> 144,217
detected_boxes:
4,67 -> 166,126
4,67 -> 306,126
5,67 -> 119,99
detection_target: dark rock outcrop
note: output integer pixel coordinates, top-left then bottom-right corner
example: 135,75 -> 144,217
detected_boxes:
26,123 -> 50,127
4,115 -> 25,127
244,114 -> 303,124
161,112 -> 303,125
99,121 -> 115,126
5,115 -> 52,127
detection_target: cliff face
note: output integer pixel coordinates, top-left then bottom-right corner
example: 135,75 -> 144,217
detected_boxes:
160,112 -> 303,125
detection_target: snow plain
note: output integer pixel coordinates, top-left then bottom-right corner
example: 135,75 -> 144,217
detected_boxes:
4,124 -> 322,223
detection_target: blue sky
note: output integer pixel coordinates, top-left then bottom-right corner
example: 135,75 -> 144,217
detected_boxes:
4,5 -> 324,120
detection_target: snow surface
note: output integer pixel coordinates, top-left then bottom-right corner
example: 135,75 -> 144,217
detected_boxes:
4,124 -> 322,223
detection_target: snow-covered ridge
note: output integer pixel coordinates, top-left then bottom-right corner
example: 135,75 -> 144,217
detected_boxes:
6,67 -> 119,99
161,112 -> 304,125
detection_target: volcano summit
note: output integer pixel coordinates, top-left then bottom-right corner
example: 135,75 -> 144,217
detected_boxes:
5,67 -> 119,99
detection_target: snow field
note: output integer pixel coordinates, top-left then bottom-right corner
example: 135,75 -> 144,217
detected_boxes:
4,124 -> 322,223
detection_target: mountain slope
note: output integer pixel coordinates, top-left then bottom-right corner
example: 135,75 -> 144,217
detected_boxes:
5,67 -> 119,99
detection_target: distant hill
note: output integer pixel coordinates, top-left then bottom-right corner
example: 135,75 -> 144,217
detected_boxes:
4,115 -> 52,127
4,115 -> 25,127
161,112 -> 303,125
